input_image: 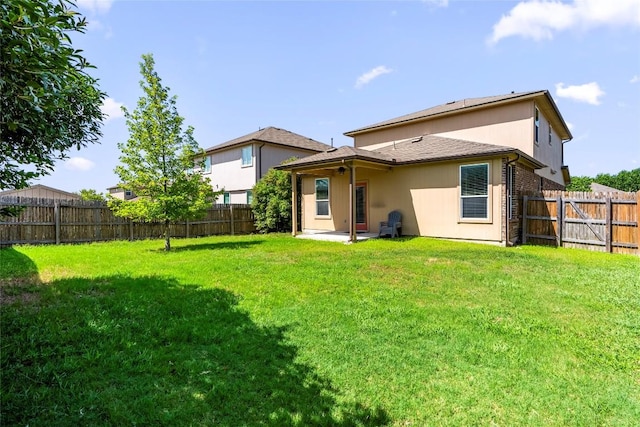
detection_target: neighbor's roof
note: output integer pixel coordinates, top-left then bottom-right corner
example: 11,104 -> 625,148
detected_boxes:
344,90 -> 572,141
205,126 -> 331,153
278,134 -> 543,170
0,184 -> 80,198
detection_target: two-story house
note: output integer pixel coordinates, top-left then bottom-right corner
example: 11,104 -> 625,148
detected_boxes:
202,127 -> 331,204
277,90 -> 573,245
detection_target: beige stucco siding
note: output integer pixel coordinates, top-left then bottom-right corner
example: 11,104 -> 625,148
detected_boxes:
209,144 -> 256,193
355,102 -> 534,156
532,102 -> 566,186
260,145 -> 319,178
301,158 -> 505,242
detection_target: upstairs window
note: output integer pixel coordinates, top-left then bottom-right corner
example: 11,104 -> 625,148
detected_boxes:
241,145 -> 253,167
460,163 -> 489,220
203,156 -> 211,173
315,178 -> 330,217
548,125 -> 552,145
534,108 -> 540,145
223,192 -> 230,205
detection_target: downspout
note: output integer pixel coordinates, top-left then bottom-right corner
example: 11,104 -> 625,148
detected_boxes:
505,153 -> 520,247
256,142 -> 266,182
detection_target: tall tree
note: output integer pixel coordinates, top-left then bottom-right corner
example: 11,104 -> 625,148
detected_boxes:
252,158 -> 300,233
1,0 -> 106,190
109,54 -> 218,251
76,188 -> 105,201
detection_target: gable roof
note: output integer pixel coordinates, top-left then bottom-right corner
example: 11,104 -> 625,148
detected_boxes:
344,90 -> 572,141
205,126 -> 331,154
278,134 -> 543,170
0,184 -> 80,199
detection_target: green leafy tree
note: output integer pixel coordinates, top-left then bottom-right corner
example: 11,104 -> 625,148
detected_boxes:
566,175 -> 592,192
77,188 -> 105,201
252,159 -> 300,233
567,168 -> 640,192
109,54 -> 219,251
1,0 -> 106,190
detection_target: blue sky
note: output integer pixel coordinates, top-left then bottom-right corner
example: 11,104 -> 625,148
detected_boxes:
36,0 -> 640,193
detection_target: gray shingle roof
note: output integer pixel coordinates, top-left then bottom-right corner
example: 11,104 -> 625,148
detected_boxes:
279,135 -> 543,170
344,90 -> 549,135
205,126 -> 331,153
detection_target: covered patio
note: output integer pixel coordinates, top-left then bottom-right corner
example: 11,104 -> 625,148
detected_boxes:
294,229 -> 379,243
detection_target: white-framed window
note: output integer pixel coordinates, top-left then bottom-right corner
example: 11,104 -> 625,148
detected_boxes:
315,178 -> 330,217
125,190 -> 132,197
507,164 -> 516,220
241,145 -> 253,167
548,124 -> 552,145
534,107 -> 540,145
246,190 -> 253,205
223,192 -> 230,205
203,156 -> 211,173
460,163 -> 489,220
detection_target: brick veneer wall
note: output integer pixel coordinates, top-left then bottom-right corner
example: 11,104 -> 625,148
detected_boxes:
503,160 -> 565,245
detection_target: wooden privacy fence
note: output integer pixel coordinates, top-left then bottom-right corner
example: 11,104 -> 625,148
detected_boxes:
522,191 -> 639,255
0,197 -> 255,246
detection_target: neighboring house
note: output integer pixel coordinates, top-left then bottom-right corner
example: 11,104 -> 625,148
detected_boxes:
278,90 -> 573,245
0,184 -> 81,200
590,183 -> 621,193
201,127 -> 331,204
107,186 -> 137,200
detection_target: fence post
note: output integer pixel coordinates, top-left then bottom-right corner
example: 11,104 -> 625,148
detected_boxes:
605,197 -> 612,253
54,201 -> 61,245
556,195 -> 563,247
230,204 -> 235,235
522,195 -> 528,244
94,205 -> 101,241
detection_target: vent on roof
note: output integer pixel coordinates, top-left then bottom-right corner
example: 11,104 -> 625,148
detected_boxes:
411,136 -> 423,143
327,147 -> 337,152
446,100 -> 456,105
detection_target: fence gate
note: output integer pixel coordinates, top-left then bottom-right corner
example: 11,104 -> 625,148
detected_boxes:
523,191 -> 639,255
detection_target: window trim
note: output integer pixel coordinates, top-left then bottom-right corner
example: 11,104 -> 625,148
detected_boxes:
315,178 -> 330,218
459,163 -> 491,223
507,164 -> 516,220
241,145 -> 253,167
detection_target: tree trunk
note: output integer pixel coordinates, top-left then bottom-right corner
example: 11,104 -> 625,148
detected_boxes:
164,219 -> 171,251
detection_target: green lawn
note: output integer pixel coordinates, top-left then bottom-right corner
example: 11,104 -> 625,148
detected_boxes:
1,235 -> 638,426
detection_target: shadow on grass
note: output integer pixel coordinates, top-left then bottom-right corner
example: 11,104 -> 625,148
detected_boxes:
0,247 -> 41,305
151,239 -> 265,253
1,274 -> 389,426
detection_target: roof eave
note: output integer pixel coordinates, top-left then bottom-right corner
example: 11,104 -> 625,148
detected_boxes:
344,91 -> 549,137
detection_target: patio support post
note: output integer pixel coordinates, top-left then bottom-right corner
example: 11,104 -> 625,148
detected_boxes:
349,165 -> 357,242
291,171 -> 298,236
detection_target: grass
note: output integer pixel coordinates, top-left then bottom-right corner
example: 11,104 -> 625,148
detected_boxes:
1,234 -> 639,426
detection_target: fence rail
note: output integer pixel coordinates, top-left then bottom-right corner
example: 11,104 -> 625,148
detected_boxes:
522,191 -> 639,255
0,197 -> 255,246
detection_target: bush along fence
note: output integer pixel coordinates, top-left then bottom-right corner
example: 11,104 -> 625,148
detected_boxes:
522,190 -> 639,255
0,197 -> 255,246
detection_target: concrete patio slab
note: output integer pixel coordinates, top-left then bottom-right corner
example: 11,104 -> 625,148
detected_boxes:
295,230 -> 378,243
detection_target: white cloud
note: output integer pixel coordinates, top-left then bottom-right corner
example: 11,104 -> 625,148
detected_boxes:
101,98 -> 125,122
65,157 -> 95,172
631,75 -> 640,83
355,66 -> 393,89
76,0 -> 113,14
488,0 -> 640,45
555,82 -> 605,105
